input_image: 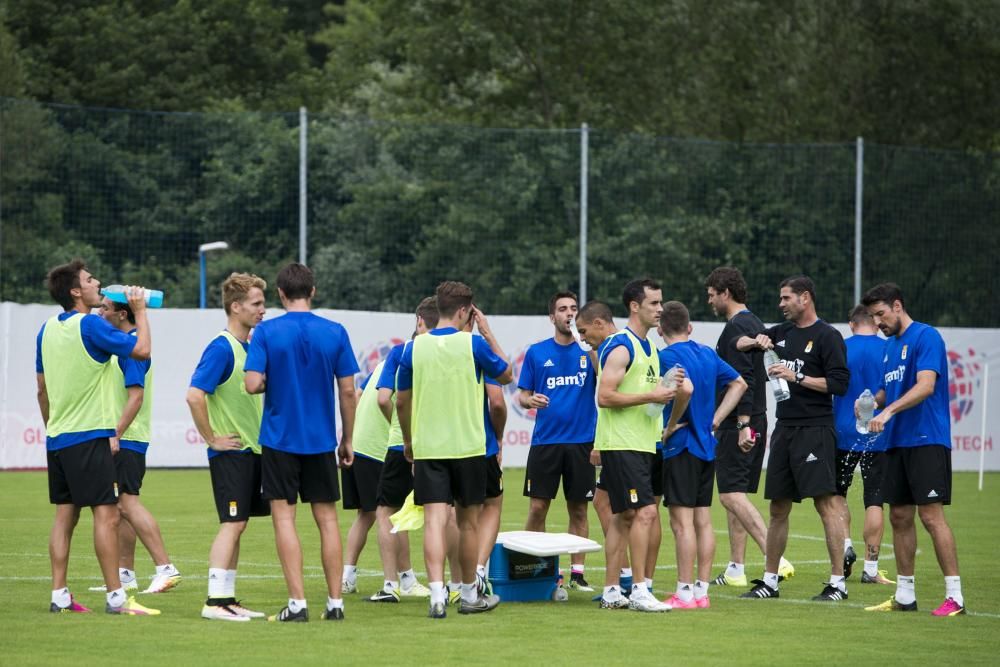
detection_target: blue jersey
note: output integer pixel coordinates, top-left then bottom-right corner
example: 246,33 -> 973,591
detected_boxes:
396,328 -> 508,389
191,333 -> 251,460
659,341 -> 739,462
485,376 -> 501,457
245,312 -> 359,455
834,334 -> 887,452
881,321 -> 951,449
518,337 -> 596,445
376,342 -> 405,451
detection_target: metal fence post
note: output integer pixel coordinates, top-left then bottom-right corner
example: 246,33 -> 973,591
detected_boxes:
579,123 -> 589,305
299,107 -> 308,266
854,136 -> 864,306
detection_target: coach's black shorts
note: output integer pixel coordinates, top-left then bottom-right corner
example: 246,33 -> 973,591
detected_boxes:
414,456 -> 486,507
715,414 -> 768,494
599,449 -> 656,514
115,448 -> 147,496
523,444 -> 594,502
882,445 -> 951,506
486,454 -> 503,499
663,450 -> 715,508
342,454 -> 383,512
835,448 -> 887,508
377,449 -> 413,508
210,450 -> 269,522
48,438 -> 118,507
764,425 -> 837,502
650,448 -> 664,497
262,446 -> 340,504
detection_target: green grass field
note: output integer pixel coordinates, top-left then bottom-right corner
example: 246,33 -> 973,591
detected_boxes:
2,469 -> 997,666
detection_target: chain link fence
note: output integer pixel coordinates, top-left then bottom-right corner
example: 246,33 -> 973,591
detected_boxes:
2,98 -> 997,325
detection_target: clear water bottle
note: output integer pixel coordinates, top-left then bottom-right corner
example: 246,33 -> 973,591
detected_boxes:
763,349 -> 791,402
646,364 -> 681,416
552,572 -> 568,602
856,389 -> 876,434
101,284 -> 164,308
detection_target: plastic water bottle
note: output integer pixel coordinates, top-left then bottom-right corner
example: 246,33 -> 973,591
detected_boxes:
101,285 -> 164,308
763,349 -> 791,402
552,572 -> 568,602
856,389 -> 876,434
646,364 -> 681,416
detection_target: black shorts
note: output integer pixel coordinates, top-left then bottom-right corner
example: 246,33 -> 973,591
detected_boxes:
663,450 -> 715,508
48,438 -> 118,507
261,446 -> 340,504
341,454 -> 383,512
413,456 -> 487,507
882,445 -> 952,506
650,449 -> 664,497
377,449 -> 413,508
835,449 -> 887,508
486,455 -> 503,499
210,451 -> 270,522
764,425 -> 837,502
715,415 -> 768,494
115,449 -> 147,496
523,444 -> 594,502
599,449 -> 655,514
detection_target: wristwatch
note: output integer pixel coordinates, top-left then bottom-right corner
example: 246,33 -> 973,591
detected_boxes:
794,372 -> 805,384
735,420 -> 750,430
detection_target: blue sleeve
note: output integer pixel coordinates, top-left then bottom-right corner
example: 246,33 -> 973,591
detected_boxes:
121,357 -> 150,388
36,323 -> 45,373
190,338 -> 235,394
81,314 -> 137,361
715,356 -> 740,390
658,346 -> 681,373
396,342 -> 414,391
472,335 -> 509,379
599,337 -> 633,370
360,372 -> 373,391
376,345 -> 402,390
915,329 -> 946,376
334,327 -> 361,378
244,323 -> 267,374
485,376 -> 501,387
517,348 -> 536,391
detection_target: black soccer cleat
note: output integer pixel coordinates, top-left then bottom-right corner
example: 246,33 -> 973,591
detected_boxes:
321,607 -> 345,620
812,584 -> 848,601
843,546 -> 857,579
268,605 -> 309,622
739,579 -> 779,599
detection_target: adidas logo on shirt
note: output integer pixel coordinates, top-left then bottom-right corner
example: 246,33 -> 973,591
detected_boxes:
805,453 -> 818,462
777,340 -> 786,348
928,489 -> 939,498
544,359 -> 555,367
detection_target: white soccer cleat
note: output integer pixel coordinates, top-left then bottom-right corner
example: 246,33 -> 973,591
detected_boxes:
399,581 -> 431,598
628,589 -> 670,612
227,601 -> 266,618
201,604 -> 251,622
142,572 -> 182,594
89,580 -> 138,593
342,579 -> 358,594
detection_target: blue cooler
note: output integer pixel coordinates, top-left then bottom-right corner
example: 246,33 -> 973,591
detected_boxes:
487,543 -> 559,602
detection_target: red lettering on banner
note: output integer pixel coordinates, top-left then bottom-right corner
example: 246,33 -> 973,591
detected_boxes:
23,428 -> 45,445
504,430 -> 531,446
952,435 -> 993,451
186,428 -> 206,445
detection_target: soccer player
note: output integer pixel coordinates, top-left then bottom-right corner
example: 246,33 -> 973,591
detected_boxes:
365,299 -> 438,602
245,263 -> 359,622
656,301 -> 745,610
187,272 -> 269,621
37,260 -> 158,616
594,279 -> 681,612
518,291 -> 597,592
861,284 -> 965,616
704,266 -> 794,587
737,275 -> 850,602
476,342 -> 508,594
97,298 -> 181,594
833,305 -> 893,585
396,281 -> 512,619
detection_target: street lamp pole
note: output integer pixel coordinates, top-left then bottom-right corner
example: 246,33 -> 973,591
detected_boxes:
199,241 -> 229,309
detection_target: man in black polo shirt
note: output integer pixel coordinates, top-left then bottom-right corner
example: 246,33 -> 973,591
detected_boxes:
736,275 -> 850,602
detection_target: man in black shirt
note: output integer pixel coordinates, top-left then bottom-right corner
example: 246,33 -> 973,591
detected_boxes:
736,275 -> 850,602
704,267 -> 795,588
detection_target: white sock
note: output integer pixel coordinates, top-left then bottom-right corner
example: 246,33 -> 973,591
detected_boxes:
107,587 -> 126,608
571,564 -> 585,575
726,562 -> 745,578
694,580 -> 709,599
118,568 -> 136,584
287,598 -> 307,613
676,583 -> 694,602
602,585 -> 620,600
763,572 -> 779,590
384,580 -> 398,593
476,564 -> 486,578
844,538 -> 854,554
224,569 -> 237,597
52,587 -> 71,607
448,581 -> 461,594
429,581 -> 446,605
944,576 -> 963,606
863,560 -> 879,577
896,575 -> 916,605
644,578 -> 653,591
620,567 -> 633,578
326,597 -> 344,611
829,574 -> 846,592
155,563 -> 177,576
208,568 -> 227,598
343,565 -> 357,584
461,582 -> 478,603
631,583 -> 648,598
399,568 -> 416,582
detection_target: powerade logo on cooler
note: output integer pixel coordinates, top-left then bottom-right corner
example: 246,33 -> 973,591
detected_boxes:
504,346 -> 535,421
948,348 -> 983,423
507,550 -> 557,580
354,338 -> 406,390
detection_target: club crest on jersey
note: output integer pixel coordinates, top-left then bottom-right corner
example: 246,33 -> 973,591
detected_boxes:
580,355 -> 587,369
629,488 -> 638,503
902,345 -> 908,360
805,341 -> 813,353
229,501 -> 238,517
